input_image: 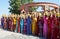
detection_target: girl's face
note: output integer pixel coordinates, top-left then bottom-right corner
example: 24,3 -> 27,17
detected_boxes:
17,17 -> 19,20
9,17 -> 11,20
34,14 -> 36,18
26,14 -> 28,19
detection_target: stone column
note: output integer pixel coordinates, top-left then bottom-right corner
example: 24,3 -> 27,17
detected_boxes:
44,5 -> 50,11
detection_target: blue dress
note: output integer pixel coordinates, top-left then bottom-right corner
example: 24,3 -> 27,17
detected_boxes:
26,16 -> 32,34
1,17 -> 4,29
20,18 -> 24,33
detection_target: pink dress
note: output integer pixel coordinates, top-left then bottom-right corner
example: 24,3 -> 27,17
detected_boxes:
43,15 -> 48,39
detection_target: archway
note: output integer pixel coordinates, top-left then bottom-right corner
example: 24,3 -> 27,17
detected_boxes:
20,2 -> 59,12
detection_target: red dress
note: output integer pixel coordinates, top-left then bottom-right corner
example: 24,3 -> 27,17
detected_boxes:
4,17 -> 7,30
47,16 -> 52,39
35,16 -> 39,36
9,18 -> 13,31
52,15 -> 59,39
18,18 -> 20,33
58,17 -> 60,39
24,18 -> 27,34
36,16 -> 44,36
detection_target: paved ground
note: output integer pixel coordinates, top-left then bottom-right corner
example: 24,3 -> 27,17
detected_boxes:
0,29 -> 40,39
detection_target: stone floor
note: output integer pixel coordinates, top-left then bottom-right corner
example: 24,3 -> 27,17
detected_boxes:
0,29 -> 40,39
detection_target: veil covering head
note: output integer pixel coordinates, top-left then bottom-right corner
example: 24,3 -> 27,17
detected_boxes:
50,11 -> 53,17
39,13 -> 42,17
23,14 -> 25,19
44,11 -> 48,16
20,13 -> 23,18
57,13 -> 60,17
53,10 -> 56,14
3,14 -> 6,17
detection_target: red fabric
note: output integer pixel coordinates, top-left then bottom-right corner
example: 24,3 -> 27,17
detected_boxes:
24,19 -> 27,34
35,17 -> 39,36
4,18 -> 7,29
18,18 -> 20,33
52,16 -> 59,39
47,16 -> 52,39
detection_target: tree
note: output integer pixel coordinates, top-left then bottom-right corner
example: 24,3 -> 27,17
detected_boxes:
9,0 -> 36,14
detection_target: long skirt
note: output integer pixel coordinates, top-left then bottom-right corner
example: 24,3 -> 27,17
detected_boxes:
27,24 -> 32,34
20,25 -> 24,33
13,24 -> 16,32
32,23 -> 36,35
43,23 -> 48,39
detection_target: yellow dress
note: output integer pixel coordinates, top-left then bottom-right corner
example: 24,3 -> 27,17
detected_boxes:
13,18 -> 17,25
13,18 -> 17,31
32,17 -> 37,35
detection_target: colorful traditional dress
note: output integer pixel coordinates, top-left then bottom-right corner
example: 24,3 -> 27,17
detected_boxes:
20,18 -> 24,33
52,15 -> 59,39
24,18 -> 27,34
47,16 -> 52,39
9,17 -> 13,31
6,17 -> 9,30
1,17 -> 4,29
32,17 -> 37,35
17,18 -> 20,33
35,16 -> 39,36
13,18 -> 17,31
15,19 -> 18,32
4,17 -> 7,30
58,17 -> 60,39
43,15 -> 48,39
36,16 -> 44,36
26,16 -> 32,34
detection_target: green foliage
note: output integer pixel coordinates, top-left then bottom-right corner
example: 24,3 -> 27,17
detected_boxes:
9,0 -> 38,14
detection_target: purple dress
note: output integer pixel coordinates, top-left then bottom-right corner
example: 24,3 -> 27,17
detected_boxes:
43,15 -> 48,39
1,17 -> 4,29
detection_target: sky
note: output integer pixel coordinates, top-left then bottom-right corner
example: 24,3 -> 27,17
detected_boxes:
0,0 -> 60,17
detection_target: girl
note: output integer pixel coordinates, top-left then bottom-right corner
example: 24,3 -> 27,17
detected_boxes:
20,13 -> 24,33
23,14 -> 27,34
4,14 -> 7,30
26,13 -> 32,35
47,12 -> 52,39
13,14 -> 17,32
31,12 -> 37,35
1,15 -> 4,29
36,13 -> 44,37
17,15 -> 20,33
51,11 -> 59,39
9,15 -> 13,31
43,11 -> 48,39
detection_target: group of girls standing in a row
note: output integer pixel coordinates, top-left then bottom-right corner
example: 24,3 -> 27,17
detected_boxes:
1,10 -> 60,39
